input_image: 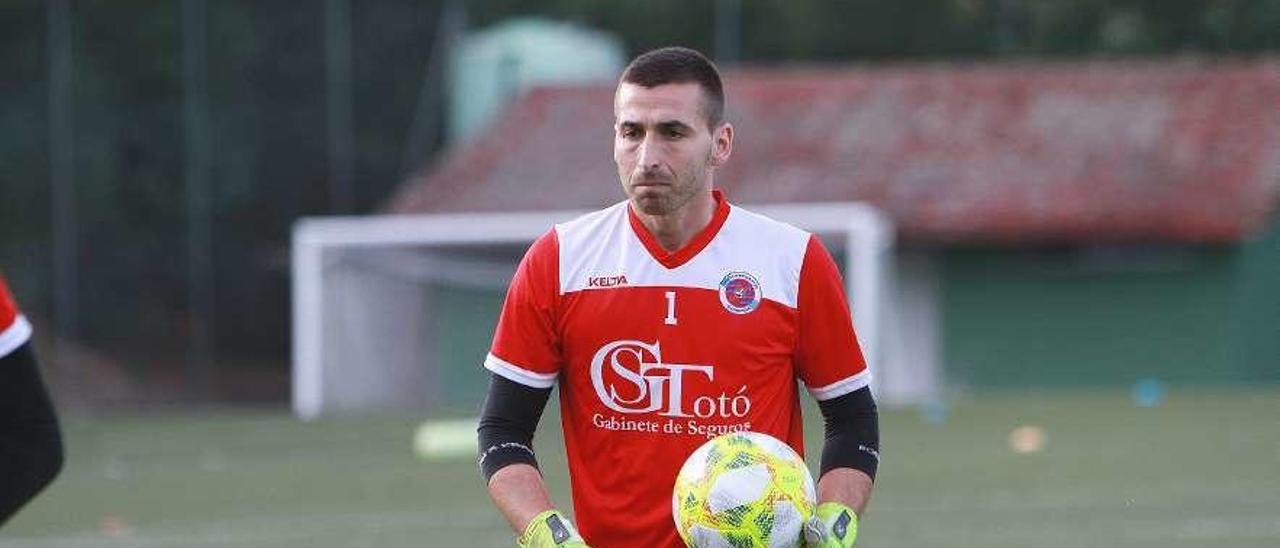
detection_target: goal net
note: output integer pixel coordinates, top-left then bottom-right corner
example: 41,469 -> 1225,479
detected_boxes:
291,202 -> 912,420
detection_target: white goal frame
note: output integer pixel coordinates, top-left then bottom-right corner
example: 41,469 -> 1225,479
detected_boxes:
292,203 -> 898,420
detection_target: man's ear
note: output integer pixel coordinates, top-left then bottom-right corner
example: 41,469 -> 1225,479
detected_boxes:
710,122 -> 734,167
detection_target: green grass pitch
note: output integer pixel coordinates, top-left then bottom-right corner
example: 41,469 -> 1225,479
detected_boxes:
3,389 -> 1278,547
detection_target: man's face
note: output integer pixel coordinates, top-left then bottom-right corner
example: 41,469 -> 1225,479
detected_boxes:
614,82 -> 732,216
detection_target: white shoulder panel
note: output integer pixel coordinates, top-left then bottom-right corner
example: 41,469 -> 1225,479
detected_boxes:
699,206 -> 811,309
554,201 -> 633,295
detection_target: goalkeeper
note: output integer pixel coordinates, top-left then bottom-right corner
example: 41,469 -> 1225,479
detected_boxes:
0,273 -> 64,527
476,46 -> 878,547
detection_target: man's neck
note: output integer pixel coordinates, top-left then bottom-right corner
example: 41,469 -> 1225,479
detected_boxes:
633,190 -> 716,253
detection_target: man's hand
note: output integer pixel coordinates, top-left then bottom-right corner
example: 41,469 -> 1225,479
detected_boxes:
803,502 -> 858,547
518,510 -> 590,548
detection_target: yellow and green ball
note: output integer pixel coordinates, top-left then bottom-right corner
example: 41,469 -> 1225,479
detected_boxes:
672,432 -> 816,547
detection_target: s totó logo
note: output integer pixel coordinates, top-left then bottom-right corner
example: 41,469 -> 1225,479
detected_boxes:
589,340 -> 751,419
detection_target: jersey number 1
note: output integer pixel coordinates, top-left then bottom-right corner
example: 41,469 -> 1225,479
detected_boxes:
664,291 -> 678,326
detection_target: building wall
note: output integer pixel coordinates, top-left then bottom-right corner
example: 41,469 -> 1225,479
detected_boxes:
1231,212 -> 1280,382
433,284 -> 506,413
940,245 -> 1242,390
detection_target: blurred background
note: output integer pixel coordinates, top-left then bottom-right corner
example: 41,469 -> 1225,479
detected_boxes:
1,1 -> 1278,547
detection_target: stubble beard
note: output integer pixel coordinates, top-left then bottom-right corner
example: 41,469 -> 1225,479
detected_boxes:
626,172 -> 702,216
623,150 -> 713,217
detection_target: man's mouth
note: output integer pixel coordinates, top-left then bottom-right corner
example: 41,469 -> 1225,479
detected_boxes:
633,179 -> 670,187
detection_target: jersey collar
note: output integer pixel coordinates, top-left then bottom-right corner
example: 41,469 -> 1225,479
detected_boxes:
627,189 -> 731,270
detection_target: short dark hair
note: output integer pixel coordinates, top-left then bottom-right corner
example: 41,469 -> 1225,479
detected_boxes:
619,47 -> 725,128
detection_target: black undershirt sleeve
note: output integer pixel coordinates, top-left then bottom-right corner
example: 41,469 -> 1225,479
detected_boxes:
476,374 -> 553,481
817,386 -> 880,481
0,343 -> 65,527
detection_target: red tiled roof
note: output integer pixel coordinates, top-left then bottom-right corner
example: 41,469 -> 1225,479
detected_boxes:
388,58 -> 1280,244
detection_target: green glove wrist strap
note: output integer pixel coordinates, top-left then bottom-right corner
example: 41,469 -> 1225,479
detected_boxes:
518,510 -> 586,548
814,502 -> 859,547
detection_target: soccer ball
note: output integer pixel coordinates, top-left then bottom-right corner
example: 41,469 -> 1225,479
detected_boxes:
672,431 -> 816,547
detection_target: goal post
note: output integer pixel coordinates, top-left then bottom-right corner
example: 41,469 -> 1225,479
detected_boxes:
291,203 -> 907,420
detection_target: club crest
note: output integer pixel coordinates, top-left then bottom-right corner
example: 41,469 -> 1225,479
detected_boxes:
718,272 -> 761,314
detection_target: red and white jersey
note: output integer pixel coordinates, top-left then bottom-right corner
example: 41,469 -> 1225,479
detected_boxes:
486,191 -> 869,548
0,273 -> 33,359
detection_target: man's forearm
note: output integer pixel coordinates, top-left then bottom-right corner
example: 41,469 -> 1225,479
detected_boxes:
814,385 -> 878,517
816,467 -> 873,516
487,463 -> 557,534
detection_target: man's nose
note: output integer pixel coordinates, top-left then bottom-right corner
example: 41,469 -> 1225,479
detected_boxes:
636,136 -> 661,170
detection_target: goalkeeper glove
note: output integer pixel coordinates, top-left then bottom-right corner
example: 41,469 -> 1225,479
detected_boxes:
518,510 -> 590,548
803,502 -> 859,547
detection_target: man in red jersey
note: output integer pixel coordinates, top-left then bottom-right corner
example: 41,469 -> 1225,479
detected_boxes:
0,273 -> 64,527
478,47 -> 878,548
